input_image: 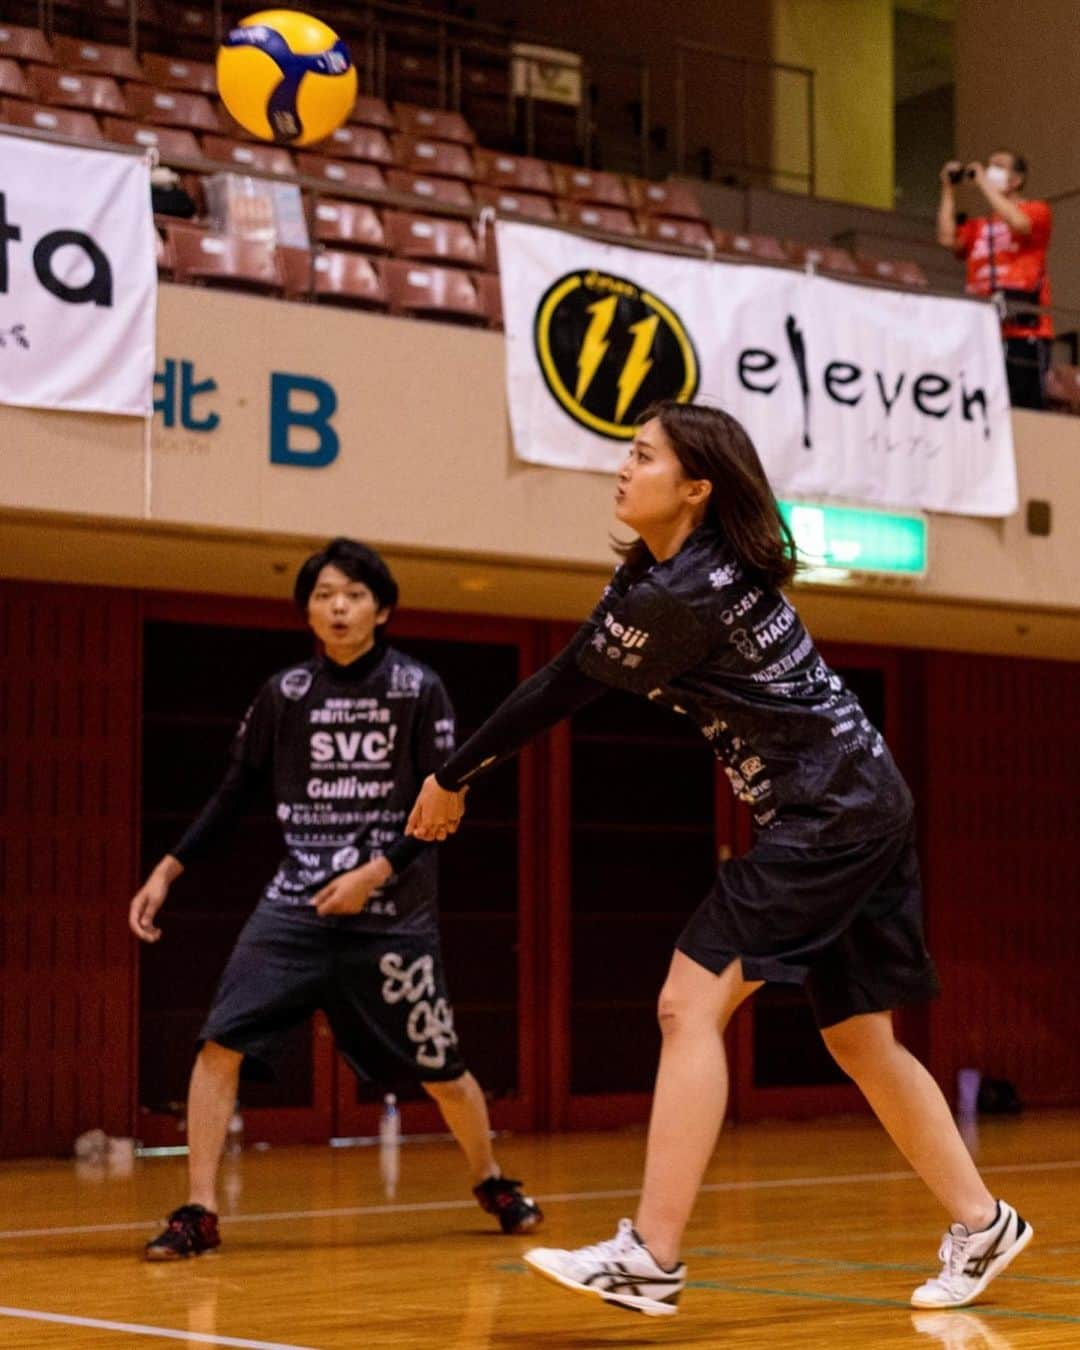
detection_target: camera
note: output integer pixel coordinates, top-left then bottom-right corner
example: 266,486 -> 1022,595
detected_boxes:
948,165 -> 974,185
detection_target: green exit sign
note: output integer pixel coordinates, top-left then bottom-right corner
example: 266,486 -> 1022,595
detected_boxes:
778,500 -> 928,579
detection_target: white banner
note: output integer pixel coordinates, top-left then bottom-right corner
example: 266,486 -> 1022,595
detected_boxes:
0,132 -> 156,416
498,219 -> 1018,516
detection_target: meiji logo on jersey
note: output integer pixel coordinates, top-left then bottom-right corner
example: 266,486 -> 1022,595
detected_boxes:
602,611 -> 650,650
388,664 -> 423,697
311,726 -> 398,764
280,668 -> 314,701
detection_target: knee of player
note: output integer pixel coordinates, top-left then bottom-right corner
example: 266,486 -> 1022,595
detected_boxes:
820,1014 -> 893,1073
656,988 -> 699,1036
423,1072 -> 471,1103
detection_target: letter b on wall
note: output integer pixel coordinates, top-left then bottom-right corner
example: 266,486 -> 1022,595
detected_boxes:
270,372 -> 339,467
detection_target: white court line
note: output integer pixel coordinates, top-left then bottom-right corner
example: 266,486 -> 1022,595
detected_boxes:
0,1157 -> 1076,1243
0,1306 -> 317,1350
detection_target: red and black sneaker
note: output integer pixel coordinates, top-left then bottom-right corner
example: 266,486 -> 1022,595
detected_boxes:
144,1204 -> 221,1261
474,1175 -> 543,1235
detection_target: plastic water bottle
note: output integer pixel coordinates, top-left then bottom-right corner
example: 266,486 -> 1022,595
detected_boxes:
378,1093 -> 400,1146
379,1093 -> 400,1198
226,1108 -> 244,1156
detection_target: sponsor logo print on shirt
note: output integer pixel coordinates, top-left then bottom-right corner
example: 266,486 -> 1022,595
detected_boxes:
332,844 -> 360,871
602,611 -> 650,650
388,664 -> 423,697
280,668 -> 314,701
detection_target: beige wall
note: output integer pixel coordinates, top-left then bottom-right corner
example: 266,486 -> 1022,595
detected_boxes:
2,284 -> 1080,661
954,0 -> 1080,314
771,0 -> 894,208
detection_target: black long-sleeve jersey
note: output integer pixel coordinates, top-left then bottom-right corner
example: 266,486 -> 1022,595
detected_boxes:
437,525 -> 912,846
173,643 -> 453,935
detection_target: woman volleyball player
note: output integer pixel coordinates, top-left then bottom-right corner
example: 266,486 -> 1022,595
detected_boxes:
406,401 -> 1033,1318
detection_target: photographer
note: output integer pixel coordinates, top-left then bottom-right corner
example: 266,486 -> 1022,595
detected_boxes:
938,150 -> 1052,410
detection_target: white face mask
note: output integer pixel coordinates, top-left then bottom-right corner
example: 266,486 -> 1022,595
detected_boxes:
985,164 -> 1012,191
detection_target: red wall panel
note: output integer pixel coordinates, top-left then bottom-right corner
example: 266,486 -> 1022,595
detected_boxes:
0,581 -> 140,1156
922,651 -> 1080,1108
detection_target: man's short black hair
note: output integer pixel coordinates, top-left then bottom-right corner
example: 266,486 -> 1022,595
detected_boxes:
294,537 -> 399,612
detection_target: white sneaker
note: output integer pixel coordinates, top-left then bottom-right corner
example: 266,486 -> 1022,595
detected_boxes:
524,1218 -> 686,1317
910,1200 -> 1033,1309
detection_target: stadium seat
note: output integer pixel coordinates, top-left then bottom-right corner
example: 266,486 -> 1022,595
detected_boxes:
51,36 -> 143,81
71,0 -> 163,46
126,83 -> 220,132
856,256 -> 929,288
383,258 -> 485,323
0,57 -> 30,100
393,134 -> 475,181
385,169 -> 474,208
282,246 -> 389,308
713,229 -> 788,263
0,23 -> 54,64
384,211 -> 482,268
473,184 -> 557,222
785,242 -> 859,275
103,116 -> 199,159
1044,365 -> 1080,414
474,272 -> 504,329
28,65 -> 127,115
1,98 -> 102,139
557,202 -> 638,237
627,179 -> 705,222
200,135 -> 295,176
310,199 -> 387,253
155,224 -> 175,276
156,1 -> 215,57
385,49 -> 440,105
296,154 -> 387,194
140,53 -> 217,96
322,123 -> 393,166
169,225 -> 284,293
393,103 -> 475,146
639,217 -> 712,251
349,94 -> 395,131
552,165 -> 630,208
473,149 -> 555,195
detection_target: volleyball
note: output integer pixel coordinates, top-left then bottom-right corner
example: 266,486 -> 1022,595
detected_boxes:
216,9 -> 357,146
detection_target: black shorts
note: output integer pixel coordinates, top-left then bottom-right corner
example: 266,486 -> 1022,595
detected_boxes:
199,905 -> 467,1084
676,821 -> 940,1029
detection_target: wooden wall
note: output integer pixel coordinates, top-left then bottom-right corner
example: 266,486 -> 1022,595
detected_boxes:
921,652 -> 1080,1108
0,581 -> 140,1157
1,578 -> 1078,1157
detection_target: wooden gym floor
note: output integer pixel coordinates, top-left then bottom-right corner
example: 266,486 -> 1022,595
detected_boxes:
0,1113 -> 1077,1349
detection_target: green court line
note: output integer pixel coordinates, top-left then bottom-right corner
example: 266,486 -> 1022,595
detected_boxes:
684,1246 -> 1080,1288
502,1261 -> 1080,1327
683,1280 -> 1080,1326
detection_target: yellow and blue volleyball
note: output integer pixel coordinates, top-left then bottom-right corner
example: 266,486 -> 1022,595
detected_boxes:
217,10 -> 357,145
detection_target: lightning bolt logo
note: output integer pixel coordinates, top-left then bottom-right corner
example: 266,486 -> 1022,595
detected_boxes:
575,295 -> 618,403
615,315 -> 660,422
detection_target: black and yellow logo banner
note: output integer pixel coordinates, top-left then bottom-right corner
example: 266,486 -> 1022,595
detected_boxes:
533,269 -> 699,439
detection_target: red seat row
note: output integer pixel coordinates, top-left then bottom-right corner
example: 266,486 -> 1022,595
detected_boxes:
159,223 -> 501,326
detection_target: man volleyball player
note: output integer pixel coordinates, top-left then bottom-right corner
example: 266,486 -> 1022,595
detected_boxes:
129,537 -> 541,1259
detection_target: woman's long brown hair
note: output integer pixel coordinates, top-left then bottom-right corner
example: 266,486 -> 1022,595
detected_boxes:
616,401 -> 798,589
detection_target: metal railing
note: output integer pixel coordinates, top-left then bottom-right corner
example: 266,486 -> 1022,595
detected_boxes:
30,0 -> 817,189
